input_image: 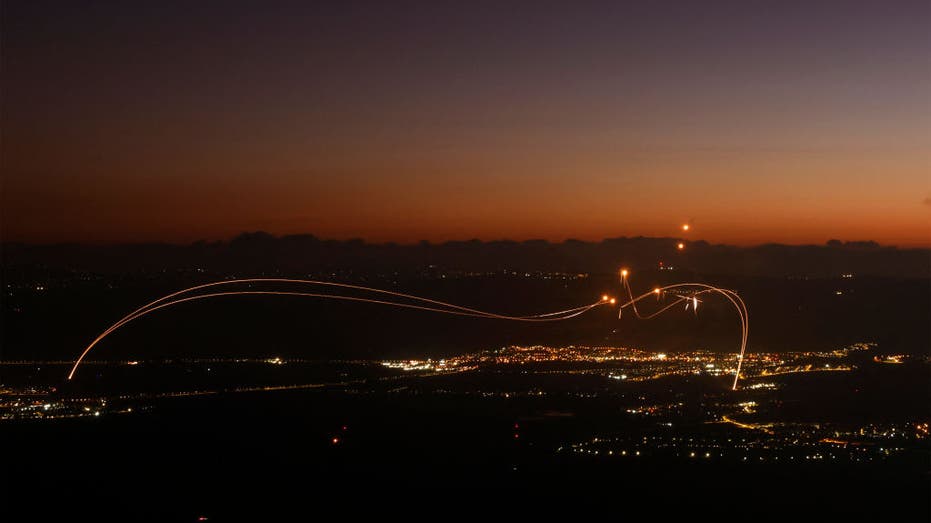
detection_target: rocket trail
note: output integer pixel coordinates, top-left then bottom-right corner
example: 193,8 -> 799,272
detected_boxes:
66,280 -> 611,380
67,275 -> 749,389
617,271 -> 749,390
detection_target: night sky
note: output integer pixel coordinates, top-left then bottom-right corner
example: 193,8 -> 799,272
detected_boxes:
2,0 -> 928,246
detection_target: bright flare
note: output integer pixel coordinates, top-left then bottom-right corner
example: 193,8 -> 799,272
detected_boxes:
677,242 -> 685,250
682,224 -> 690,231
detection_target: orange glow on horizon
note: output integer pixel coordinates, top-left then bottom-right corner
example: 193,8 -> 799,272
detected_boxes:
2,175 -> 927,247
1,1 -> 927,249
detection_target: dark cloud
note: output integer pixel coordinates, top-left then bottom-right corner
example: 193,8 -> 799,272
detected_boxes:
924,196 -> 931,207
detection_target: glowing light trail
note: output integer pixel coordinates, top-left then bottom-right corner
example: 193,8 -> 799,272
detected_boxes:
67,279 -> 612,380
618,273 -> 749,390
68,276 -> 611,380
68,272 -> 750,389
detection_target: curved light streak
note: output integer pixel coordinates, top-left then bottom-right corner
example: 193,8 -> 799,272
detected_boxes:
619,276 -> 749,390
68,277 -> 749,389
66,281 -> 610,380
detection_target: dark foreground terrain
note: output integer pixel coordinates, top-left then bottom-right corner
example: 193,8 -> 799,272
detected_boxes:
3,363 -> 929,521
2,273 -> 928,520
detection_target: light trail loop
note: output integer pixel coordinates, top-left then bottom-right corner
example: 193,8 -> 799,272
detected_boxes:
67,276 -> 749,389
617,274 -> 749,390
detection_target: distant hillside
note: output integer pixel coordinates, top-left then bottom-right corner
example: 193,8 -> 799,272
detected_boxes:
2,234 -> 928,278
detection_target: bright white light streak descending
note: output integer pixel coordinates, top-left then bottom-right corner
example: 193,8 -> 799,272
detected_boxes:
618,272 -> 749,390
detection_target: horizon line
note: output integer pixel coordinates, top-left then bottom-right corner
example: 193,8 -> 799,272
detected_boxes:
2,233 -> 927,250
